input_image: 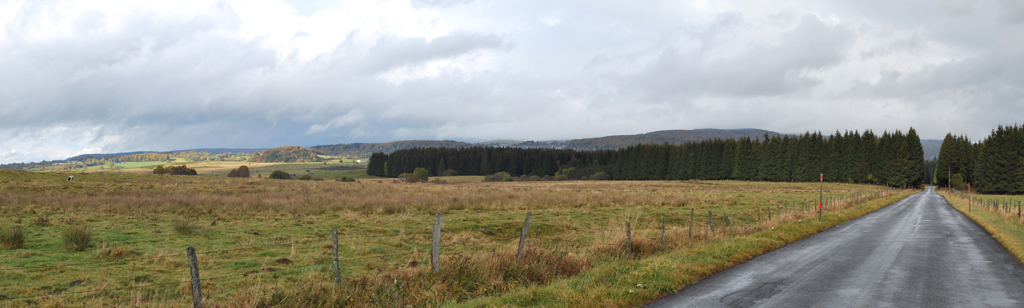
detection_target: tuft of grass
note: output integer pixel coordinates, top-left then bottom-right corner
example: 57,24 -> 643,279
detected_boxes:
172,218 -> 198,236
61,226 -> 92,252
0,226 -> 25,249
32,216 -> 51,227
95,243 -> 137,261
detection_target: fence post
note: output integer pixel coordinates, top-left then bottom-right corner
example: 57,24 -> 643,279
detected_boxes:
187,246 -> 203,308
431,213 -> 443,273
517,212 -> 532,260
689,208 -> 694,238
660,215 -> 665,245
708,210 -> 714,234
331,229 -> 341,289
768,207 -> 771,221
745,213 -> 749,232
730,214 -> 734,232
625,221 -> 632,255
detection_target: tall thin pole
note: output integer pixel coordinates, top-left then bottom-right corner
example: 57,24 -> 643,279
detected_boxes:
819,173 -> 823,222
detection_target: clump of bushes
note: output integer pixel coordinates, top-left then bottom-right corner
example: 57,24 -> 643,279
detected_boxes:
336,177 -> 357,182
483,172 -> 513,182
400,168 -> 430,183
155,165 -> 198,175
1,226 -> 25,249
227,166 -> 251,178
62,226 -> 92,252
269,170 -> 291,180
297,174 -> 314,181
442,169 -> 458,176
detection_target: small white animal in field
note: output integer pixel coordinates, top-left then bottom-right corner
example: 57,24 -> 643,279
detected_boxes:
68,175 -> 74,182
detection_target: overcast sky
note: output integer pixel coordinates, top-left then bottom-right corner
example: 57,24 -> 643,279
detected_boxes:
1,0 -> 1022,163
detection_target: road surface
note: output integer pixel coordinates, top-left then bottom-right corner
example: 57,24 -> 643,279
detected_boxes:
646,187 -> 1024,308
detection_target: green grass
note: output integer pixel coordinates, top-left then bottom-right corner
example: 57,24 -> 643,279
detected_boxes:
0,169 -> 905,306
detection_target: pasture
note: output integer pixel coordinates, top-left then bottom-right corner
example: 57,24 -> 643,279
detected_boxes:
0,169 -> 909,307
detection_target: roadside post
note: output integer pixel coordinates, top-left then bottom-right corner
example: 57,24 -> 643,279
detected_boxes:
819,173 -> 823,222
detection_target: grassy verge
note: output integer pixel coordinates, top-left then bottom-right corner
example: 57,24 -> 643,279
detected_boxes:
939,190 -> 1024,266
454,189 -> 916,307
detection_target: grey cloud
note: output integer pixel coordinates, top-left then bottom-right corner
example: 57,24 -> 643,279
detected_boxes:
360,32 -> 506,74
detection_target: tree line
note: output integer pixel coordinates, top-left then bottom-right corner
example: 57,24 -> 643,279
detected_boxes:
368,128 -> 926,187
936,124 -> 1024,194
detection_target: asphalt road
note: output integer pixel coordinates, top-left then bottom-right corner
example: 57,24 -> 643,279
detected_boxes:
646,187 -> 1024,308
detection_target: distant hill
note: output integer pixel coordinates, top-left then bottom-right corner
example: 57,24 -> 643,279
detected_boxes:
559,128 -> 783,150
248,146 -> 323,163
921,139 -> 941,160
66,148 -> 267,161
312,140 -> 472,157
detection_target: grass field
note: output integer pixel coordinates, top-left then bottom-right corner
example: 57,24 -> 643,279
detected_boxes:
79,159 -> 370,180
0,170 -> 910,307
940,190 -> 1024,267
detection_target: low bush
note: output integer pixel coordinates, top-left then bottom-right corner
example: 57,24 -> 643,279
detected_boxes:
590,172 -> 611,181
297,174 -> 314,181
443,169 -> 458,176
336,177 -> 357,182
483,172 -> 513,182
0,226 -> 25,249
227,166 -> 251,178
152,165 -> 166,174
62,226 -> 92,252
269,170 -> 291,180
95,243 -> 136,261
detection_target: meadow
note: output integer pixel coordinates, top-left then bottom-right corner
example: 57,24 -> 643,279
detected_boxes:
0,169 -> 909,307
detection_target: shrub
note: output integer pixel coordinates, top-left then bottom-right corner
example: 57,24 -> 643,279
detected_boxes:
166,165 -> 198,175
483,172 -> 513,182
411,167 -> 429,183
443,169 -> 458,176
269,170 -> 291,180
336,177 -> 357,182
0,226 -> 25,249
62,226 -> 92,252
152,165 -> 166,174
951,173 -> 967,190
590,172 -> 610,181
227,166 -> 250,178
297,174 -> 314,180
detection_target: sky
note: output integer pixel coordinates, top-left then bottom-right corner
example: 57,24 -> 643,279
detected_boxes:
1,0 -> 1022,163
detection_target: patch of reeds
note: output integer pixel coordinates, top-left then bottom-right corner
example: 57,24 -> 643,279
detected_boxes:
61,226 -> 92,252
0,226 -> 25,249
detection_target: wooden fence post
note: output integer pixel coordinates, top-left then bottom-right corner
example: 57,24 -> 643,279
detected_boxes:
187,246 -> 203,308
331,229 -> 341,289
689,208 -> 694,238
660,215 -> 665,245
518,212 -> 532,260
768,207 -> 771,221
432,213 -> 443,273
708,210 -> 714,234
625,221 -> 632,255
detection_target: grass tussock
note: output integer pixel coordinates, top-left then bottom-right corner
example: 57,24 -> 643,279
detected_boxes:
94,243 -> 137,261
62,226 -> 92,252
32,215 -> 51,226
172,218 -> 198,236
1,226 -> 25,249
231,246 -> 590,307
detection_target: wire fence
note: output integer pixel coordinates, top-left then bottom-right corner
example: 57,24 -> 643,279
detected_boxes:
1,188 -> 901,305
